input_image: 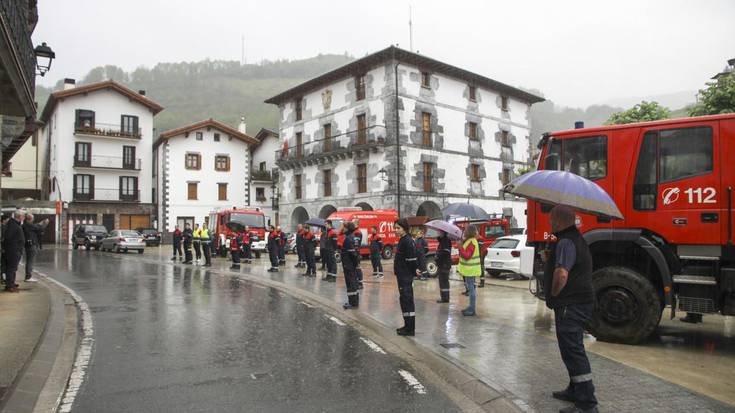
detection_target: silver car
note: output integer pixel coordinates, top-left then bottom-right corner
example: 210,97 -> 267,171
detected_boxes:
100,230 -> 146,254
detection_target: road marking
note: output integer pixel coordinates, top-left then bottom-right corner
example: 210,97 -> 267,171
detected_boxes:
38,272 -> 95,413
359,337 -> 386,354
299,301 -> 314,308
327,315 -> 346,326
397,369 -> 427,394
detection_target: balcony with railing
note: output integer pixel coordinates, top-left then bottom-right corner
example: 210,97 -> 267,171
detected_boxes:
73,188 -> 140,202
276,125 -> 387,170
74,122 -> 142,139
73,155 -> 141,170
0,1 -> 37,118
251,169 -> 272,182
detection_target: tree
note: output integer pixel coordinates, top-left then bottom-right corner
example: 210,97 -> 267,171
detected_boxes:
605,101 -> 670,125
688,73 -> 735,116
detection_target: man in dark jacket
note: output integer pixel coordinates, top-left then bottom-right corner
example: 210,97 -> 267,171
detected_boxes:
368,227 -> 383,278
171,226 -> 182,261
394,219 -> 418,336
182,223 -> 194,264
302,226 -> 317,277
23,214 -> 47,282
267,226 -> 280,272
320,221 -> 338,282
340,222 -> 360,309
414,229 -> 429,281
294,224 -> 306,268
277,226 -> 287,265
3,210 -> 26,292
353,226 -> 364,289
435,230 -> 453,303
543,205 -> 598,413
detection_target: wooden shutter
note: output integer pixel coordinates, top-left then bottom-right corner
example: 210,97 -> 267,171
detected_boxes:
324,169 -> 332,197
218,183 -> 227,200
357,115 -> 366,144
324,124 -> 332,151
296,133 -> 303,158
89,175 -> 95,199
423,163 -> 433,192
422,112 -> 431,147
188,182 -> 197,200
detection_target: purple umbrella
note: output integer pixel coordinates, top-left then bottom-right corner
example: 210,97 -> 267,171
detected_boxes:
503,170 -> 623,219
425,220 -> 463,240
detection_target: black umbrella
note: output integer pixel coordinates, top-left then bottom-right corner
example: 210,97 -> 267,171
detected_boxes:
442,202 -> 490,220
304,217 -> 327,228
225,221 -> 247,233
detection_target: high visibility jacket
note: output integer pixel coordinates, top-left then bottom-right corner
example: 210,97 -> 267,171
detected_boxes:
458,238 -> 481,277
193,229 -> 202,241
200,229 -> 210,243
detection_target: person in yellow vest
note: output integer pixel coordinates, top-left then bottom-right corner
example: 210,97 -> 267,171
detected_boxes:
200,226 -> 212,267
457,225 -> 481,316
192,224 -> 202,264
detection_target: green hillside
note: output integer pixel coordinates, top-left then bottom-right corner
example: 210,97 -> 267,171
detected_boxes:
35,54 -> 356,135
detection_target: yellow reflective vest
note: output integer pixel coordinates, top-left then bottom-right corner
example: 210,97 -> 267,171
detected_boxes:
458,238 -> 481,277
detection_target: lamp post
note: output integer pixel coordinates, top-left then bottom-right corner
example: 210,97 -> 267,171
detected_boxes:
270,168 -> 280,227
34,42 -> 55,77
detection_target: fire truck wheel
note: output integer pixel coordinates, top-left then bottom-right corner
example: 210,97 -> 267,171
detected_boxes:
588,266 -> 660,345
426,258 -> 438,277
334,251 -> 342,264
381,245 -> 394,260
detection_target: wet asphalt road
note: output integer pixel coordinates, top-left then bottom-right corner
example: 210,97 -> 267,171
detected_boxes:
35,249 -> 460,413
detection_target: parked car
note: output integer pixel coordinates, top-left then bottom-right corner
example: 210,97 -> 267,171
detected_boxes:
136,227 -> 161,246
484,235 -> 534,279
285,232 -> 297,253
72,224 -> 109,250
100,230 -> 146,254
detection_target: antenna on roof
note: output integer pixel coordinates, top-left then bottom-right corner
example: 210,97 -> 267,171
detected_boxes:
408,5 -> 413,52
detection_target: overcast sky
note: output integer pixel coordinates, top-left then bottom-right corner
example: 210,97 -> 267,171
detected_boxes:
32,0 -> 734,108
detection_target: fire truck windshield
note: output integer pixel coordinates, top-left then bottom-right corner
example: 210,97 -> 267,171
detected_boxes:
542,135 -> 608,181
229,213 -> 265,229
330,219 -> 344,231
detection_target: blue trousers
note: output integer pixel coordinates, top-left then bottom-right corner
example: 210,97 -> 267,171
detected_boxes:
554,303 -> 597,410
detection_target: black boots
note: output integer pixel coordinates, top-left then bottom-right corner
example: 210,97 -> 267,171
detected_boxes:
436,291 -> 449,303
343,293 -> 359,309
396,316 -> 415,336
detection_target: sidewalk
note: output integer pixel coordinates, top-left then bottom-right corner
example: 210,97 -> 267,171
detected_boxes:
129,249 -> 733,413
0,279 -> 50,405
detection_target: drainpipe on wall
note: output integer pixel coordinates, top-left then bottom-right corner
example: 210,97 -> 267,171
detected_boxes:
394,54 -> 402,217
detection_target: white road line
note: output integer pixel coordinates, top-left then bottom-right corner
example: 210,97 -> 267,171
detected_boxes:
397,369 -> 427,395
327,315 -> 346,326
359,337 -> 387,354
299,301 -> 314,308
37,272 -> 95,413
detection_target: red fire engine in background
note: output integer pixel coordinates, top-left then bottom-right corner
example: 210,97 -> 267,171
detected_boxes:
324,208 -> 399,261
528,113 -> 735,344
208,208 -> 267,258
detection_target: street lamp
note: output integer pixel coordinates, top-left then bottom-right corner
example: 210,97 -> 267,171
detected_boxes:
34,42 -> 55,77
377,167 -> 392,186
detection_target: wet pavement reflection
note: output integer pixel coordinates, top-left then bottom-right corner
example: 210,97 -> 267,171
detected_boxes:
36,248 -> 460,413
42,247 -> 735,412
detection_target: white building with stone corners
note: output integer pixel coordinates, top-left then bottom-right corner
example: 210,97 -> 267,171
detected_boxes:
153,118 -> 258,234
265,46 -> 544,230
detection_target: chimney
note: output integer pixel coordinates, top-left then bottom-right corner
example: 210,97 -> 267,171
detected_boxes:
63,78 -> 76,90
138,90 -> 146,96
238,116 -> 247,134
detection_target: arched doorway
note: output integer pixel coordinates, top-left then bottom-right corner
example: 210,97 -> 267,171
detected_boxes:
290,206 -> 310,231
416,201 -> 441,219
319,204 -> 337,219
355,202 -> 373,211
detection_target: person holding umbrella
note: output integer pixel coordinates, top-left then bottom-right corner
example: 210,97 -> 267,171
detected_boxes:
457,225 -> 481,316
435,229 -> 453,303
230,230 -> 242,269
368,226 -> 383,278
393,219 -> 418,336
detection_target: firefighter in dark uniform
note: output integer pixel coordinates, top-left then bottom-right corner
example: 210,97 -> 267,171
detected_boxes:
435,230 -> 452,303
543,205 -> 598,413
182,223 -> 194,264
394,219 -> 418,336
414,229 -> 429,281
302,226 -> 317,277
171,226 -> 182,261
353,226 -> 364,289
241,227 -> 252,264
320,221 -> 338,282
368,226 -> 383,278
295,224 -> 306,268
277,226 -> 287,265
230,231 -> 242,269
267,225 -> 280,272
340,221 -> 360,309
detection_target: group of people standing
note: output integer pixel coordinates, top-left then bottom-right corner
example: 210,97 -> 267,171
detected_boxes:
2,209 -> 49,292
171,223 -> 213,266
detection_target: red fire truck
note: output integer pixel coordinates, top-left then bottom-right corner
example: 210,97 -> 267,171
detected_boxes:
528,113 -> 735,344
325,208 -> 399,260
208,208 -> 267,258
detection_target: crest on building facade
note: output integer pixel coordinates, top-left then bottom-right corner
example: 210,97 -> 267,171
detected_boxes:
322,89 -> 332,110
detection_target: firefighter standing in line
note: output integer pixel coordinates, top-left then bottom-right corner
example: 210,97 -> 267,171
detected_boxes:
295,224 -> 306,268
171,226 -> 182,261
182,223 -> 194,264
353,224 -> 364,289
368,226 -> 383,278
241,227 -> 252,264
230,231 -> 242,269
414,229 -> 429,281
394,219 -> 418,336
320,221 -> 338,282
340,221 -> 360,309
435,229 -> 452,303
192,224 -> 202,263
267,225 -> 280,272
277,226 -> 287,265
201,226 -> 212,267
302,226 -> 317,277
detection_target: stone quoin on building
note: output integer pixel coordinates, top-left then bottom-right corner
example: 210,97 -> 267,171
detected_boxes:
265,45 -> 544,230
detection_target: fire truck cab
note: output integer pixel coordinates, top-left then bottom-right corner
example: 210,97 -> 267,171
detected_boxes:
529,114 -> 735,344
208,208 -> 268,258
325,208 -> 399,259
